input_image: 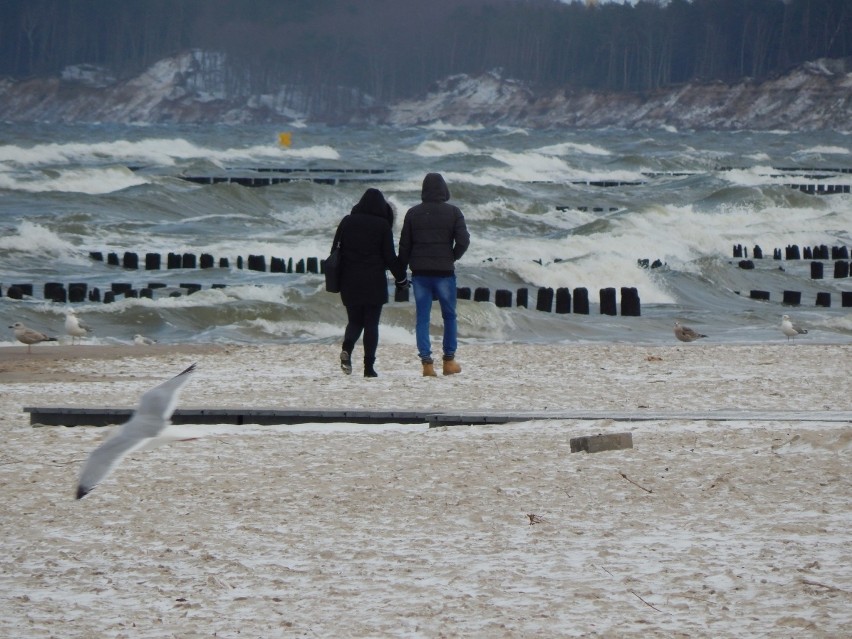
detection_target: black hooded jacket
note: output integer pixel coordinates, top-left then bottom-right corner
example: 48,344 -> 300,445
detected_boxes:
332,188 -> 405,307
398,173 -> 470,276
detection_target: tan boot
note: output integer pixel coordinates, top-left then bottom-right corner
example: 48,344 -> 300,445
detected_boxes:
422,362 -> 437,377
442,358 -> 461,375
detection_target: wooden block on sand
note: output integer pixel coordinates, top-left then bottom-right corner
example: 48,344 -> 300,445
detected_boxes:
570,432 -> 633,454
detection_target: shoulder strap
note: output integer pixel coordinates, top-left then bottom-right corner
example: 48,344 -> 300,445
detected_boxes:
332,218 -> 346,249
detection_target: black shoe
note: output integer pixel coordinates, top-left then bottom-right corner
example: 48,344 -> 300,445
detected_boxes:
340,350 -> 352,375
364,367 -> 378,378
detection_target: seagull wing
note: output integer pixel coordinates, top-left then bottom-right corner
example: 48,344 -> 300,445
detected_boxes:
781,317 -> 807,336
133,362 -> 196,432
76,429 -> 152,499
18,326 -> 50,343
76,363 -> 196,499
675,323 -> 705,341
684,326 -> 706,339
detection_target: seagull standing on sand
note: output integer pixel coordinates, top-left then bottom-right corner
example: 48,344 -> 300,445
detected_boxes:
76,363 -> 196,499
133,334 -> 157,346
9,322 -> 58,353
781,314 -> 808,341
65,309 -> 93,344
674,321 -> 707,343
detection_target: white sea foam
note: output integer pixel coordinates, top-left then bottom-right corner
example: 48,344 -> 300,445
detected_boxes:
422,121 -> 485,132
459,198 -> 844,306
481,151 -> 573,183
793,145 -> 849,156
0,221 -> 79,255
484,150 -> 642,183
499,250 -> 675,305
823,315 -> 852,332
244,318 -> 341,340
219,143 -> 340,162
241,317 -> 414,344
0,167 -> 148,194
0,137 -> 339,169
0,138 -> 203,167
535,141 -> 611,156
494,125 -> 530,136
411,139 -> 472,157
744,152 -> 771,162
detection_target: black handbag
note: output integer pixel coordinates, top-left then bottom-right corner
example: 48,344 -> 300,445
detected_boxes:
324,243 -> 342,293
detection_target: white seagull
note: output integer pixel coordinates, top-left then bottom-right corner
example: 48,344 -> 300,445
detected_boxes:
76,363 -> 196,499
65,309 -> 93,344
674,321 -> 707,343
9,322 -> 58,353
780,314 -> 808,341
133,334 -> 157,346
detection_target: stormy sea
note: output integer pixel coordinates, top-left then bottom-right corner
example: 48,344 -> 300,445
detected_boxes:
1,122 -> 850,347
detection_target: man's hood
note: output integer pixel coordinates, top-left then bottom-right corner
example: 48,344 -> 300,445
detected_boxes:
421,173 -> 450,203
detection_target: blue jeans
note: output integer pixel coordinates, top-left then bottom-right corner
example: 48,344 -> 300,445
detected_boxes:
412,274 -> 457,363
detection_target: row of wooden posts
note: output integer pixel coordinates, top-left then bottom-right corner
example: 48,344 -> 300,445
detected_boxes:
2,282 -> 203,304
733,243 -> 849,260
784,183 -> 850,195
92,246 -> 851,276
7,280 -> 849,309
89,251 -> 319,273
179,175 -> 650,189
178,175 -> 852,195
738,259 -> 852,279
413,285 -> 642,316
744,289 -> 851,307
0,281 -> 641,316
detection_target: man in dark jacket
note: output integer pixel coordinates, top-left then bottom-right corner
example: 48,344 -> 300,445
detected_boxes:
398,173 -> 470,377
334,188 -> 407,377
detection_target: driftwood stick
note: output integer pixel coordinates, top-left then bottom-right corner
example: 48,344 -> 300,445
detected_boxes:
48,458 -> 86,466
593,564 -> 665,613
593,563 -> 615,578
801,578 -> 848,594
629,589 -> 664,613
619,472 -> 653,493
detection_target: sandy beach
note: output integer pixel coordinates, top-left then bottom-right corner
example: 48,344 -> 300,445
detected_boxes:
1,342 -> 850,638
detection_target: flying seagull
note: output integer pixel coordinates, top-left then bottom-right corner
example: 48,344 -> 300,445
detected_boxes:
76,363 -> 196,499
780,314 -> 808,341
673,321 -> 706,343
65,309 -> 93,344
9,322 -> 58,353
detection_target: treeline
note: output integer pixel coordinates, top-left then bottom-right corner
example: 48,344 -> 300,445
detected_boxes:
1,0 -> 849,100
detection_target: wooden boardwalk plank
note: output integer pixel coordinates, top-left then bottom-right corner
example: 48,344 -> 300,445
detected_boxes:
23,407 -> 852,428
23,407 -> 426,427
426,409 -> 852,427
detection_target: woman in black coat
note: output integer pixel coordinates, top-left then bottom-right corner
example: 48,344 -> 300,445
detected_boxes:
332,188 -> 407,377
